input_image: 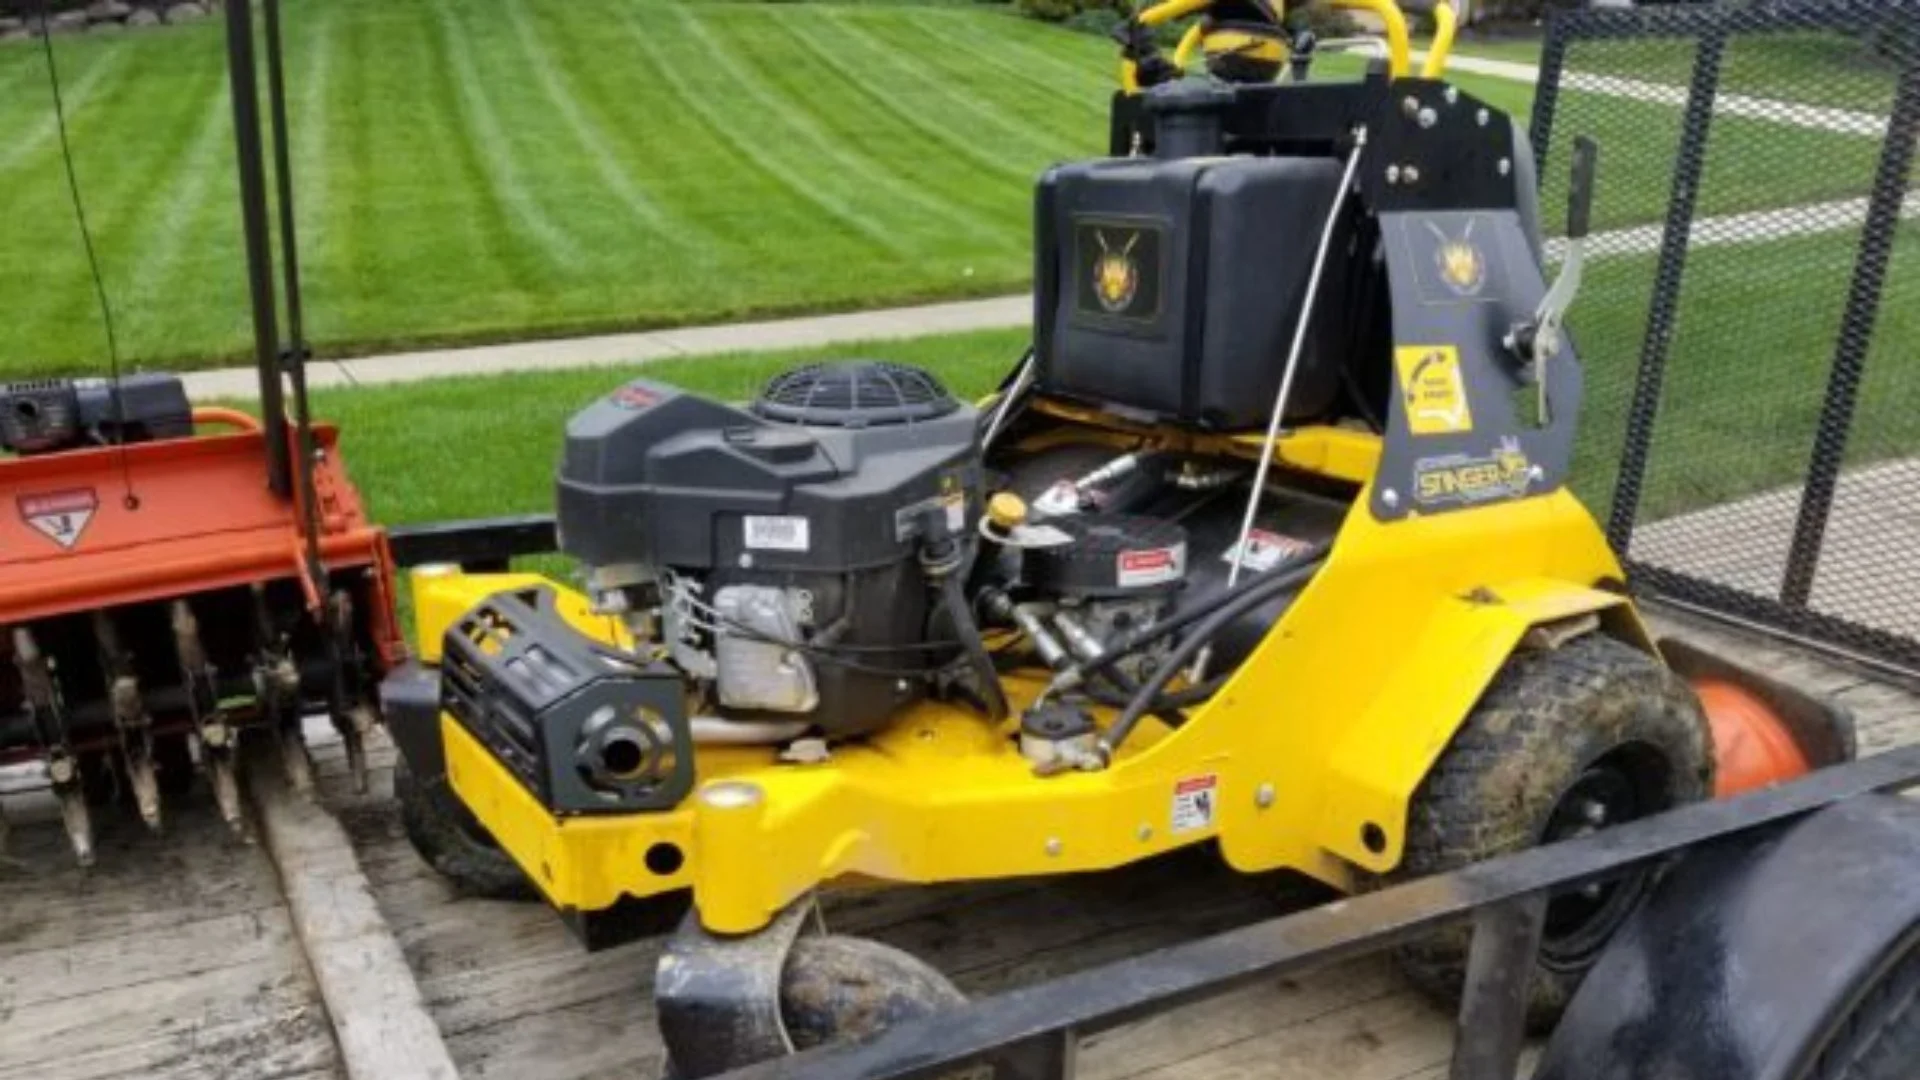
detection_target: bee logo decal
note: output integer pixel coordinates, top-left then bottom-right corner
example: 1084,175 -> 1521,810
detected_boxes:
1092,230 -> 1141,313
1428,219 -> 1487,297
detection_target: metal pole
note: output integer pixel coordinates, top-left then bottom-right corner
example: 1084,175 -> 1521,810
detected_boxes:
1779,54 -> 1920,609
260,0 -> 328,588
223,0 -> 292,498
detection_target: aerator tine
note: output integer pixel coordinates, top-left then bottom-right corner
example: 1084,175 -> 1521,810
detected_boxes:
171,599 -> 245,832
327,590 -> 372,795
96,610 -> 162,831
250,583 -> 315,795
12,626 -> 94,865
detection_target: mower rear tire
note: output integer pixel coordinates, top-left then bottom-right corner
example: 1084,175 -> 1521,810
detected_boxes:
1390,633 -> 1713,1030
395,758 -> 534,901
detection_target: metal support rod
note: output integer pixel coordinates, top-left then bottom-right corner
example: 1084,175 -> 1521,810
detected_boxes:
1779,55 -> 1920,610
1447,894 -> 1548,1080
1604,29 -> 1724,555
260,0 -> 329,591
223,0 -> 292,498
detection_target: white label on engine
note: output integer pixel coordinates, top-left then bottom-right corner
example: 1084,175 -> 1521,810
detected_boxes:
1221,529 -> 1313,574
743,515 -> 810,552
1116,544 -> 1185,588
1172,774 -> 1218,834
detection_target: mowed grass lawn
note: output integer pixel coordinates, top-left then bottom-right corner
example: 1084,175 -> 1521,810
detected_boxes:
1,0 -> 1115,376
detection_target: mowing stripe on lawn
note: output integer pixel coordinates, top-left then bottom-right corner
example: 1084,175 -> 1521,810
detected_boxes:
897,16 -> 1109,122
0,44 -> 129,177
425,0 -> 584,271
291,0 -> 338,262
824,10 -> 1077,167
777,14 -> 1031,189
939,9 -> 1116,96
119,91 -> 233,352
677,6 -> 988,241
753,15 -> 1025,231
615,5 -> 906,255
497,0 -> 710,257
2,39 -> 217,364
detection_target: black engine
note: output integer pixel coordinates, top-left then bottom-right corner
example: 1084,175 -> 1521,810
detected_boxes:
555,361 -> 984,737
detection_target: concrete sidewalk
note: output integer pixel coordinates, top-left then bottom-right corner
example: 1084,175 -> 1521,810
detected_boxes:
182,294 -> 1030,400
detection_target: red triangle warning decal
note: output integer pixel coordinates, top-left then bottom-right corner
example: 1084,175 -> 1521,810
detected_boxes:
19,488 -> 99,550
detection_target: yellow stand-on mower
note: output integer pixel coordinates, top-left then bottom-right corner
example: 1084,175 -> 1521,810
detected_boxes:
381,2 -> 1853,1073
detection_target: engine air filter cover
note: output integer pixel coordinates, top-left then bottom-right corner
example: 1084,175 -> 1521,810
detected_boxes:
752,360 -> 959,429
1024,514 -> 1188,598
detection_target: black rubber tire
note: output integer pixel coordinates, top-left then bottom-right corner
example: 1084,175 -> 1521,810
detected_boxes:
780,935 -> 968,1051
395,758 -> 535,901
659,935 -> 965,1080
1388,634 -> 1713,1030
1803,943 -> 1920,1080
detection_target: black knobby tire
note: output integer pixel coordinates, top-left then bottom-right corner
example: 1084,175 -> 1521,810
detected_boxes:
1389,634 -> 1713,1029
395,758 -> 535,901
1803,943 -> 1920,1080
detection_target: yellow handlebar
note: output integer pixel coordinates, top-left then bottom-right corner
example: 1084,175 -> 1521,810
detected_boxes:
1422,0 -> 1457,78
1172,21 -> 1206,72
1125,0 -> 1454,83
1325,0 -> 1411,77
1137,0 -> 1213,28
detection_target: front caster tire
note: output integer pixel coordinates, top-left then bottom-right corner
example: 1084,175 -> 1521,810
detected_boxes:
395,758 -> 535,901
780,936 -> 968,1051
1389,634 -> 1713,1030
661,934 -> 965,1079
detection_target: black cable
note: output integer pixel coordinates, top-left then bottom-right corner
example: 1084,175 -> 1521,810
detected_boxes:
36,1 -> 138,510
1099,554 -> 1326,755
1065,540 -> 1333,688
936,570 -> 1009,722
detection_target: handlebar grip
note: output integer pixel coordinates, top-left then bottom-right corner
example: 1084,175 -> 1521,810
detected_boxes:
1567,136 -> 1598,241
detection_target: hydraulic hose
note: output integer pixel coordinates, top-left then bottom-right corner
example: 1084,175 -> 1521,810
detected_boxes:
940,571 -> 1010,723
1098,553 -> 1328,756
1051,540 -> 1333,694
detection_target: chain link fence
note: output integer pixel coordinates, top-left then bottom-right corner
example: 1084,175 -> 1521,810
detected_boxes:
1527,0 -> 1920,678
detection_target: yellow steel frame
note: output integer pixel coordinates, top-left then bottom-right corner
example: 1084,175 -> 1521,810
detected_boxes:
424,418 -> 1639,936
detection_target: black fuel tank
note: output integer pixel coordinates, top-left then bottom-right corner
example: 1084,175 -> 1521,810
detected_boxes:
1033,155 -> 1357,430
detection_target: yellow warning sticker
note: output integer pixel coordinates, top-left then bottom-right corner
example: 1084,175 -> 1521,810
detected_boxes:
1394,345 -> 1475,436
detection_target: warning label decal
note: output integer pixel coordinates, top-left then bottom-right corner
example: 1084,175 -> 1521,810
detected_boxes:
1117,544 -> 1186,589
1394,345 -> 1475,436
19,488 -> 99,551
1171,774 -> 1218,834
1221,528 -> 1314,574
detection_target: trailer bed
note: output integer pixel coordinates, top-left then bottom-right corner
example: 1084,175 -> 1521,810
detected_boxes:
3,610 -> 1916,1080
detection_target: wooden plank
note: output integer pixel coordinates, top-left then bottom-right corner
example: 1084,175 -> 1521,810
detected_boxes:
2,908 -> 299,1009
245,745 -> 459,1080
0,958 -> 332,1080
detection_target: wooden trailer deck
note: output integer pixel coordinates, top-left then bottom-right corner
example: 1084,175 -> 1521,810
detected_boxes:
4,609 -> 1917,1080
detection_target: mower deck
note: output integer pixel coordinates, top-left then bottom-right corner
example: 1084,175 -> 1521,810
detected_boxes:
3,610 -> 1907,1080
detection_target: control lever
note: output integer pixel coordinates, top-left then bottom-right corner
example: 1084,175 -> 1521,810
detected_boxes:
1506,136 -> 1597,427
